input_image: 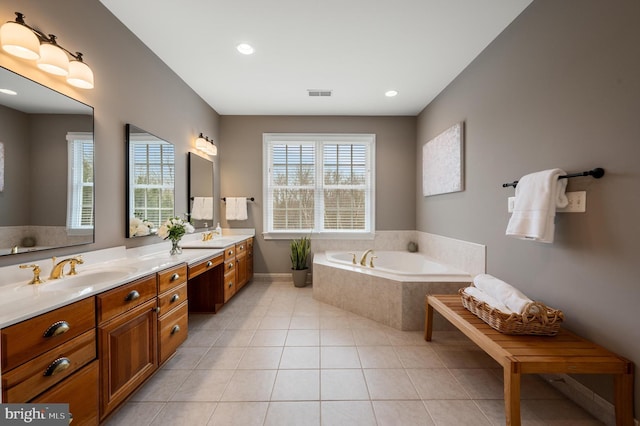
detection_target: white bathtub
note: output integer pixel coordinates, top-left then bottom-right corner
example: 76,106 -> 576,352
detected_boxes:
325,250 -> 469,277
313,251 -> 472,330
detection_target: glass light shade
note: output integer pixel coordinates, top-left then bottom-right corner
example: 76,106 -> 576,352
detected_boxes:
37,43 -> 69,76
207,144 -> 217,156
67,59 -> 94,89
196,136 -> 208,152
0,21 -> 40,60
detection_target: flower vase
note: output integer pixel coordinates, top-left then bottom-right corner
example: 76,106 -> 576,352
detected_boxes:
170,238 -> 182,255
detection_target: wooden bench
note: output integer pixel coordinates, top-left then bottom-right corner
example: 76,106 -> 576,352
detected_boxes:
424,294 -> 634,426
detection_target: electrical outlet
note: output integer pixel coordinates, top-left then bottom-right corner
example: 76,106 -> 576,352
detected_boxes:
508,191 -> 586,213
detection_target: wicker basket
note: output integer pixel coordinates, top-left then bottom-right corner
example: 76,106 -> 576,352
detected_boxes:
459,286 -> 564,336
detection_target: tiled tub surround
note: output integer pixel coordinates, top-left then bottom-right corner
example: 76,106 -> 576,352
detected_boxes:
312,232 -> 484,331
0,225 -> 92,255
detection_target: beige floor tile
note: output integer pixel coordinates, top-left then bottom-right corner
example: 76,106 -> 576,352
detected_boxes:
321,369 -> 370,400
226,316 -> 262,330
406,368 -> 469,400
271,369 -> 320,401
279,346 -> 320,369
285,329 -> 320,346
321,346 -> 361,368
475,399 -> 546,426
424,400 -> 492,425
237,346 -> 283,369
264,401 -> 320,426
385,329 -> 430,346
149,402 -> 216,426
213,329 -> 255,347
321,401 -> 376,425
103,402 -> 164,426
524,399 -> 605,424
433,345 -> 500,369
129,369 -> 191,401
320,329 -> 355,346
207,402 -> 268,426
258,316 -> 291,330
189,314 -> 232,330
249,329 -> 288,346
394,345 -> 445,369
353,328 -> 392,346
171,369 -> 234,402
221,369 -> 277,401
182,329 -> 223,347
450,368 -> 504,399
289,316 -> 320,329
161,346 -> 209,370
196,347 -> 246,370
319,316 -> 351,329
372,400 -> 435,426
363,368 -> 420,400
357,346 -> 403,368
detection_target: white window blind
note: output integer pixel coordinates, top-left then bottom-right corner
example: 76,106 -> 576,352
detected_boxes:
66,133 -> 94,235
263,133 -> 375,239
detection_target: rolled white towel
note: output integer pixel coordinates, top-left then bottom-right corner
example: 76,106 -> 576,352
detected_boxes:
473,274 -> 532,314
463,287 -> 513,314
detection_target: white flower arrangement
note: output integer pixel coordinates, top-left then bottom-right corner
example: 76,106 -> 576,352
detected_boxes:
157,216 -> 195,241
130,217 -> 154,237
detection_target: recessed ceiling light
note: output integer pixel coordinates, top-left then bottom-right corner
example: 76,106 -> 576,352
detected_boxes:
236,43 -> 255,55
0,88 -> 17,95
385,90 -> 398,97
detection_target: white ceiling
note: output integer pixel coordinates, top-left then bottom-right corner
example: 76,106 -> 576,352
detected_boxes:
99,0 -> 532,116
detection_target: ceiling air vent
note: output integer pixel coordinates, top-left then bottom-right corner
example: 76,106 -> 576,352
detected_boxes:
307,89 -> 332,97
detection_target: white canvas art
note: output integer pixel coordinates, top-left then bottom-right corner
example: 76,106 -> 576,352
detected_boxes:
0,142 -> 4,192
422,122 -> 464,196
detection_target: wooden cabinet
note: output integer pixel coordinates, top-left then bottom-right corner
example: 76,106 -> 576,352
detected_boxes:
97,274 -> 158,421
187,253 -> 224,313
1,298 -> 98,425
224,246 -> 237,303
157,264 -> 189,365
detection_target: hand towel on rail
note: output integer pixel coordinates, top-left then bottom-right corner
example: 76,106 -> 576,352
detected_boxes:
226,197 -> 248,221
191,197 -> 213,220
473,274 -> 532,314
505,168 -> 568,243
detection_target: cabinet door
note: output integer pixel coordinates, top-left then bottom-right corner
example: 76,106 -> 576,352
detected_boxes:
236,251 -> 248,290
32,361 -> 99,426
158,301 -> 188,365
98,299 -> 157,420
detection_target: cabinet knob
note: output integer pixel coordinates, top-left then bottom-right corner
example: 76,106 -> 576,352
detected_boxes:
227,263 -> 233,270
170,273 -> 180,281
171,325 -> 181,335
206,261 -> 213,267
44,357 -> 71,376
228,281 -> 233,288
240,245 -> 244,250
125,290 -> 140,302
228,249 -> 234,256
43,321 -> 70,338
170,293 -> 180,303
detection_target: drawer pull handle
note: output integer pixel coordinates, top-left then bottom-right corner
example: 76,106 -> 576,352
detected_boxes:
228,263 -> 233,269
44,357 -> 71,376
228,250 -> 234,256
171,325 -> 181,335
125,290 -> 140,302
228,281 -> 233,288
170,273 -> 180,281
43,321 -> 70,338
206,261 -> 213,267
170,293 -> 180,303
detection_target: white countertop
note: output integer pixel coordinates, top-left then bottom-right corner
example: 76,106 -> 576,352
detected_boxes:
0,232 -> 254,329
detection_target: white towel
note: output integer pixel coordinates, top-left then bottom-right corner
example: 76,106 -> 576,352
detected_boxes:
225,197 -> 248,221
473,274 -> 532,314
463,286 -> 513,314
191,197 -> 213,220
506,168 -> 569,243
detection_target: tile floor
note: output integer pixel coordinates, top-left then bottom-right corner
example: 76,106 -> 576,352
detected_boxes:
106,281 -> 604,425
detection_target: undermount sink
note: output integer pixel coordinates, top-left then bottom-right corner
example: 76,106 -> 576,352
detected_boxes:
180,238 -> 237,249
41,267 -> 138,292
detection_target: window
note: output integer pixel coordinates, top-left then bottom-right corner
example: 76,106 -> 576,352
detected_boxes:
66,132 -> 94,235
263,133 -> 375,239
129,137 -> 175,227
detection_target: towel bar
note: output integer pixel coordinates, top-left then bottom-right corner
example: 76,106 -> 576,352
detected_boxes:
502,168 -> 604,188
221,197 -> 255,202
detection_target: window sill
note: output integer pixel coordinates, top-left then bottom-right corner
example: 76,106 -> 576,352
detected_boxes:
262,231 -> 375,241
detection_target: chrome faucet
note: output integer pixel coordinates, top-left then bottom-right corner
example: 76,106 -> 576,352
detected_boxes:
49,256 -> 84,279
359,249 -> 374,266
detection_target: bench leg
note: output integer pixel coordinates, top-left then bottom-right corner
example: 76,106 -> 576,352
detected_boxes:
424,301 -> 433,341
614,363 -> 634,426
504,361 -> 522,426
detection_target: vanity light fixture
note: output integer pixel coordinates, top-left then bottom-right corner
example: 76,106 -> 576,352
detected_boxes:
195,133 -> 217,156
0,12 -> 94,89
236,43 -> 255,55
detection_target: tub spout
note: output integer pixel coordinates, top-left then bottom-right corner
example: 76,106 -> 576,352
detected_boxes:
359,249 -> 374,266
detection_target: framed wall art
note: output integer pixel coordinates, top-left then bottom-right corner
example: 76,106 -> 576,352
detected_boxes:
422,121 -> 464,197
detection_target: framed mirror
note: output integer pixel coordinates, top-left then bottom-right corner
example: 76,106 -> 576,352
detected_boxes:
188,152 -> 214,229
126,124 -> 175,238
0,66 -> 94,256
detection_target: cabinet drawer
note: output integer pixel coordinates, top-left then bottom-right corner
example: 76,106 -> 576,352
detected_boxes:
1,297 -> 95,371
97,274 -> 157,323
32,360 -> 99,426
158,282 -> 188,315
187,255 -> 223,280
3,329 -> 96,403
224,246 -> 236,261
224,259 -> 235,274
158,301 -> 188,364
235,241 -> 247,255
223,273 -> 236,303
158,264 -> 187,294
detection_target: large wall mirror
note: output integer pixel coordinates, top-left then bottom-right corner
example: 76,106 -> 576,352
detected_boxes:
0,66 -> 94,256
188,152 -> 214,229
126,124 -> 175,238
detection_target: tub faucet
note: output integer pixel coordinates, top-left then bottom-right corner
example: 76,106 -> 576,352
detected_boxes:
49,256 -> 84,279
359,249 -> 374,266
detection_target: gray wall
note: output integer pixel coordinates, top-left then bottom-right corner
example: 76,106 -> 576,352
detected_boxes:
220,115 -> 416,273
417,0 -> 639,411
0,0 -> 219,266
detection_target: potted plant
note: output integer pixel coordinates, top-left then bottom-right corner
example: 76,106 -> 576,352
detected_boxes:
290,236 -> 311,287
